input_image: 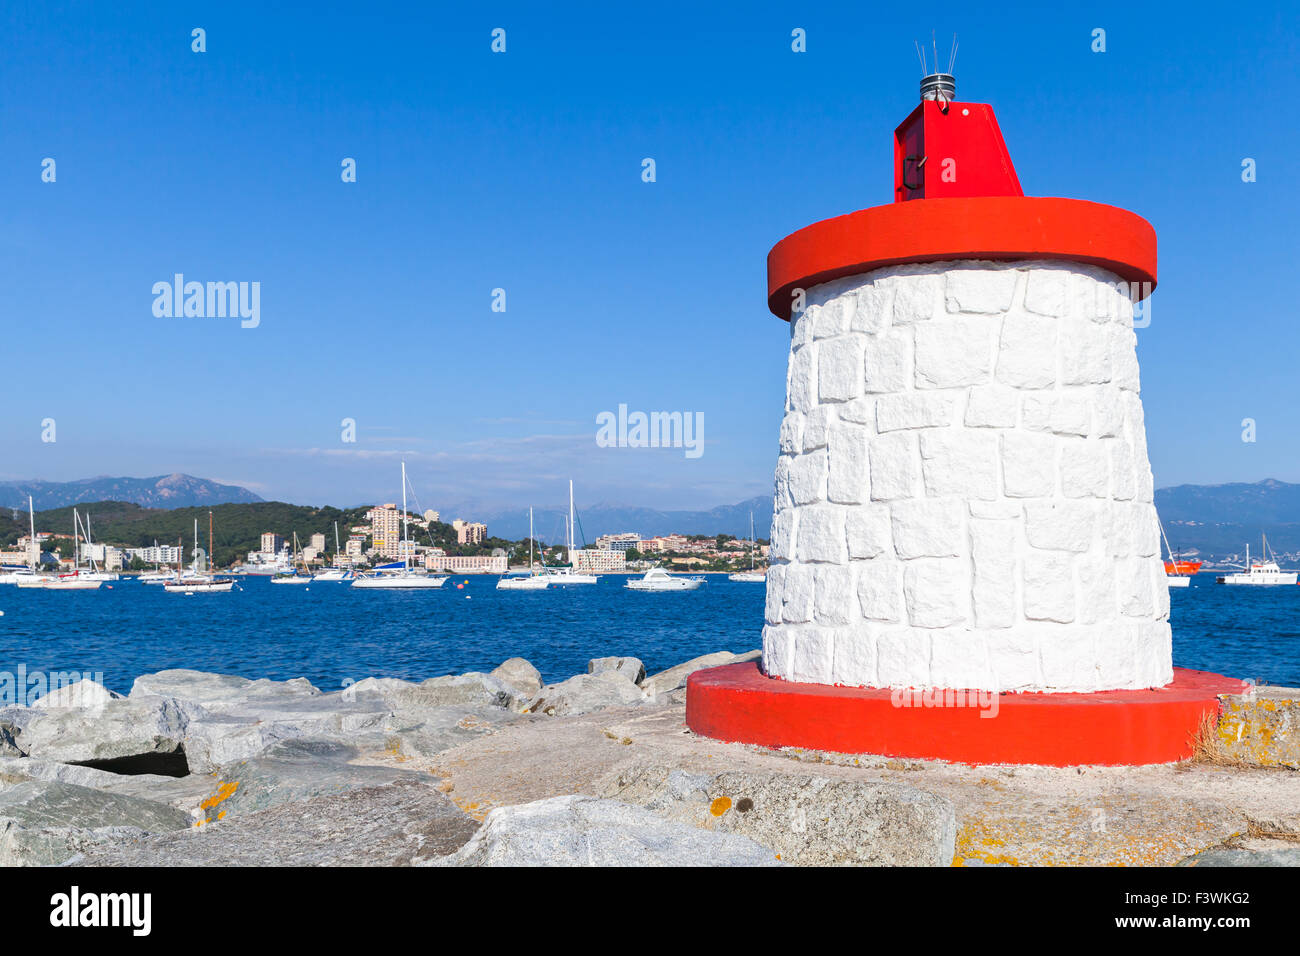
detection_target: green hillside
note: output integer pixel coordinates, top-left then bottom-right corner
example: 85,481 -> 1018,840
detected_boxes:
1,500 -> 542,567
2,501 -> 371,568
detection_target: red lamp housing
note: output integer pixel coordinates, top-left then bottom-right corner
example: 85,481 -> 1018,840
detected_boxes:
893,99 -> 1022,202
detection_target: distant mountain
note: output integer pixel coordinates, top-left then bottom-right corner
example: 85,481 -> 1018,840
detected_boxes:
0,474 -> 263,511
1155,479 -> 1300,559
482,496 -> 775,542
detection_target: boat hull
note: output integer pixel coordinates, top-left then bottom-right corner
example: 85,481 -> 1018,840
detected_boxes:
351,575 -> 447,589
496,577 -> 549,590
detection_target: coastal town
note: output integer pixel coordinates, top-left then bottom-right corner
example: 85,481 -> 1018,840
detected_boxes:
0,501 -> 771,576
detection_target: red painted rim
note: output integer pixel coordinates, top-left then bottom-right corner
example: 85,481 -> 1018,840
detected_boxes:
686,662 -> 1244,767
766,196 -> 1158,319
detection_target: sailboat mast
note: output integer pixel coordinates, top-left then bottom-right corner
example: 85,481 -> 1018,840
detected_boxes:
27,496 -> 36,571
401,461 -> 409,571
74,508 -> 79,571
569,480 -> 575,559
209,511 -> 214,572
529,507 -> 534,572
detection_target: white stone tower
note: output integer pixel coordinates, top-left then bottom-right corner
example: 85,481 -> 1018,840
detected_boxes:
759,79 -> 1170,695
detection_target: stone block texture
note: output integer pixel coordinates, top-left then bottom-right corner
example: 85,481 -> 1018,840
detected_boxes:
763,261 -> 1172,693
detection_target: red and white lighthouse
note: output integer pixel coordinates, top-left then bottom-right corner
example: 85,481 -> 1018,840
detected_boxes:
687,71 -> 1245,765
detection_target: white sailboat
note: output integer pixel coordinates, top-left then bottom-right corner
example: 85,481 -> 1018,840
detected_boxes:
1160,520 -> 1190,589
12,497 -> 58,588
312,523 -> 353,581
352,462 -> 447,589
74,511 -> 120,581
271,532 -> 313,583
498,508 -> 550,590
625,567 -> 704,591
164,514 -> 235,593
1216,536 -> 1298,586
139,544 -> 177,584
16,501 -> 103,589
728,512 -> 766,582
543,481 -> 598,585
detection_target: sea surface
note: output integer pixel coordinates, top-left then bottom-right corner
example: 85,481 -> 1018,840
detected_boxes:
0,573 -> 1296,695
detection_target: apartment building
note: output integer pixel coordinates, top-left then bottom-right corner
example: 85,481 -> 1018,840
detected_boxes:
573,548 -> 626,573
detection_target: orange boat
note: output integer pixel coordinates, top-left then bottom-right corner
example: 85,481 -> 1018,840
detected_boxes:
1163,560 -> 1202,576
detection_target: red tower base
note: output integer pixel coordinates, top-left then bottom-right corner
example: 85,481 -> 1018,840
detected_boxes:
686,662 -> 1247,767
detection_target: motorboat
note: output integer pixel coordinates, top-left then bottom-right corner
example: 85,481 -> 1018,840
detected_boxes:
541,567 -> 596,585
1217,537 -> 1298,585
625,567 -> 703,591
310,567 -> 354,582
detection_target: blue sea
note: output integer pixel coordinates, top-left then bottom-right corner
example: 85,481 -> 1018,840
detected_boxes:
0,573 -> 1296,695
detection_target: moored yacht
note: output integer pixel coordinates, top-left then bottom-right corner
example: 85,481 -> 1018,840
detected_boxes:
163,513 -> 235,593
728,512 -> 766,582
351,462 -> 448,589
1217,537 -> 1298,585
625,567 -> 703,591
310,567 -> 354,582
1160,520 -> 1192,588
498,507 -> 550,590
541,481 -> 598,585
20,571 -> 103,590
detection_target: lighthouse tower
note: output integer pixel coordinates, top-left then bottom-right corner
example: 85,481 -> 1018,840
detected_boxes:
686,72 -> 1244,765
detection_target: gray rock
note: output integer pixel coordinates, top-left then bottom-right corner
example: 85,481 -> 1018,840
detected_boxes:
181,689 -> 393,773
31,679 -> 123,711
640,651 -> 737,694
129,669 -> 320,709
0,755 -> 163,791
0,722 -> 23,757
588,656 -> 646,684
731,649 -> 762,664
528,671 -> 646,717
604,765 -> 957,866
70,778 -> 478,866
1179,842 -> 1300,867
407,673 -> 526,711
490,658 -> 543,698
0,707 -> 37,743
346,676 -> 418,700
187,737 -> 441,822
346,672 -> 525,715
0,778 -> 191,866
19,695 -> 188,768
382,704 -> 528,759
432,795 -> 782,867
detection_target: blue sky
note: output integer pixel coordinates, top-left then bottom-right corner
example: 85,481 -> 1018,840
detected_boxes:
1,1 -> 1296,512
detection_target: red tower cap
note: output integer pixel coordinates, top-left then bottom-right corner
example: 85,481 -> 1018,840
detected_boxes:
766,92 -> 1156,319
